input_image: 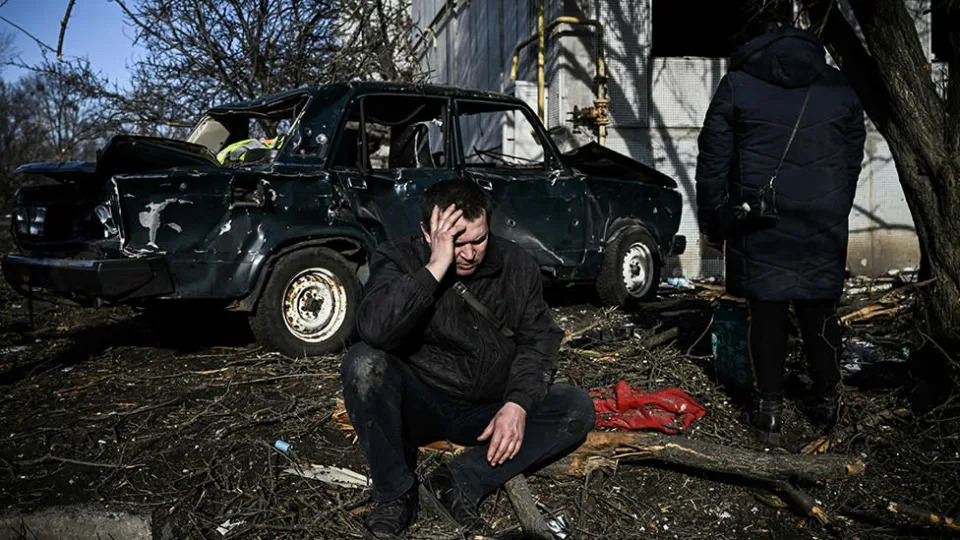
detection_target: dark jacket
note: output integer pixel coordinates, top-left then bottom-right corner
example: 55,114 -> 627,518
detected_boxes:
696,27 -> 866,301
355,234 -> 563,414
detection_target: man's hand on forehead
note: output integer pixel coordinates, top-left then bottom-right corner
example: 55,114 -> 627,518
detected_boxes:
425,203 -> 466,281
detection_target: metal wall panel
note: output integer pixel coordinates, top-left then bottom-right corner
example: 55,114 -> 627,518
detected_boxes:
599,0 -> 651,127
650,57 -> 728,129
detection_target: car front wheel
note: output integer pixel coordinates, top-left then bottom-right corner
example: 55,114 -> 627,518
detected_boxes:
250,248 -> 359,358
596,229 -> 662,306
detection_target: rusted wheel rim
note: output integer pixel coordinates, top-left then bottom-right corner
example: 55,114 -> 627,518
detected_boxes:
621,242 -> 654,298
282,267 -> 348,342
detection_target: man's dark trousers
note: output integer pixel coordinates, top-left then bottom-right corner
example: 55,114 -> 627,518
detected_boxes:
341,342 -> 596,504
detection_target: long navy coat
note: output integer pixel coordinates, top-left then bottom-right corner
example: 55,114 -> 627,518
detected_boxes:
696,27 -> 866,301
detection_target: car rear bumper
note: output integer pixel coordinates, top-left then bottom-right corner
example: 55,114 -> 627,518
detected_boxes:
1,254 -> 174,303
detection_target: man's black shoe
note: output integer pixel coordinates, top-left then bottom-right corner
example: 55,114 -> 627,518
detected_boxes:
365,487 -> 419,539
799,392 -> 841,430
741,396 -> 783,445
420,464 -> 487,535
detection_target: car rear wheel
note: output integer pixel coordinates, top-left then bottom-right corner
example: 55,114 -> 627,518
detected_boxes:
250,248 -> 359,358
596,229 -> 661,306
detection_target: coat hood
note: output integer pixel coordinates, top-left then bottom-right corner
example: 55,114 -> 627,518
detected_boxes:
730,27 -> 826,88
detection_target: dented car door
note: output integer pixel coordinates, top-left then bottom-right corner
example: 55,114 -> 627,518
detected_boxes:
114,170 -> 233,255
330,94 -> 458,243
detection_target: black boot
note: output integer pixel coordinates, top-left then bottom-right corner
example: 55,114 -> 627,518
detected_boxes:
420,464 -> 487,535
742,395 -> 783,445
800,391 -> 841,430
365,486 -> 419,539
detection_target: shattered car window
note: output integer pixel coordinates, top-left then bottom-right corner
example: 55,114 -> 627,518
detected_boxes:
457,100 -> 545,169
187,94 -> 310,166
330,95 -> 447,171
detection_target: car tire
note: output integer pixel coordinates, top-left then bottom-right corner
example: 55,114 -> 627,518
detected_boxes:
596,228 -> 662,306
250,247 -> 360,358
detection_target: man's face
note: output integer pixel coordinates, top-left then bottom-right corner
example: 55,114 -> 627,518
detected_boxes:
451,213 -> 489,276
421,210 -> 489,277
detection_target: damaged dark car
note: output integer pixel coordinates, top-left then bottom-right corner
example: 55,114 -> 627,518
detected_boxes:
3,82 -> 685,358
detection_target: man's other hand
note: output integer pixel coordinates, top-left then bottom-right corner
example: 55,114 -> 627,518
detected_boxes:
425,204 -> 465,282
477,402 -> 526,466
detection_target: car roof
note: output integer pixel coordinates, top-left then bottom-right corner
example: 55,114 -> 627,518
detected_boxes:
207,81 -> 525,113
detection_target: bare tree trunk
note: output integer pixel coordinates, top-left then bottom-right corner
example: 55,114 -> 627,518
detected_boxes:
803,0 -> 960,347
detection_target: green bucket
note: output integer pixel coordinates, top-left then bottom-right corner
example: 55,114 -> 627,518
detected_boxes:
711,299 -> 753,395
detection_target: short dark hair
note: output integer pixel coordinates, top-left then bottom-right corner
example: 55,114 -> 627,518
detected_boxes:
419,180 -> 492,231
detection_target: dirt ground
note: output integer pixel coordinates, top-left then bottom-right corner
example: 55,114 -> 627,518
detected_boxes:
1,223 -> 959,539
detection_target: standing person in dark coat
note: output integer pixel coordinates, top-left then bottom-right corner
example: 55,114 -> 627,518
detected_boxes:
340,179 -> 595,538
696,18 -> 866,444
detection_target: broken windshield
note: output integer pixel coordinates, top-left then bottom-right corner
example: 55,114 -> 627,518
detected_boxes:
186,94 -> 311,166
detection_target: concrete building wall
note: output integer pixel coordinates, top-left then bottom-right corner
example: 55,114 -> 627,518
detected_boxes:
410,0 -> 922,278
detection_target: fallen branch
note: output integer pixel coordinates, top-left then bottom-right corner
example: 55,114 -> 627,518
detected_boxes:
640,327 -> 679,349
537,432 -> 864,484
840,500 -> 960,536
841,305 -> 902,324
801,408 -> 908,455
881,501 -> 960,533
219,404 -> 326,437
504,475 -> 553,539
771,481 -> 831,526
14,454 -> 142,470
840,278 -> 935,324
117,398 -> 182,417
561,319 -> 605,346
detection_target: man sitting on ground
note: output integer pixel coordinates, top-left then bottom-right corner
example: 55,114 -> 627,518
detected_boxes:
340,179 -> 595,538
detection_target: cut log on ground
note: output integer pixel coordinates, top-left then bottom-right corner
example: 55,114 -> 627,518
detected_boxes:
537,432 -> 864,484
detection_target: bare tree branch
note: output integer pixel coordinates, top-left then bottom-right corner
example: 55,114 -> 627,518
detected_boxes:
0,15 -> 56,55
56,0 -> 76,60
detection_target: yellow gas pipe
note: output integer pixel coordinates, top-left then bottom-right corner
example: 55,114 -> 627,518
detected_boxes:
510,5 -> 608,145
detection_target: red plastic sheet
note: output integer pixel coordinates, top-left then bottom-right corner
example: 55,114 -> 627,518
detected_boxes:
590,380 -> 706,434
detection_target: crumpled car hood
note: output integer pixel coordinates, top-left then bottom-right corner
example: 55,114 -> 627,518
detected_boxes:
15,135 -> 219,183
561,142 -> 677,189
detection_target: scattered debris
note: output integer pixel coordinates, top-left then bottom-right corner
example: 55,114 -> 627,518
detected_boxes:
215,519 -> 246,536
0,247 -> 957,539
282,464 -> 371,489
664,277 -> 694,289
841,338 -> 907,377
546,514 -> 569,538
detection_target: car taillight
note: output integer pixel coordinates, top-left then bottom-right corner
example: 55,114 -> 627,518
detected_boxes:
14,207 -> 27,235
14,206 -> 46,236
95,202 -> 118,238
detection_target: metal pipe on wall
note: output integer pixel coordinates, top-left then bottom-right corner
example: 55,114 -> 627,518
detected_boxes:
510,5 -> 608,145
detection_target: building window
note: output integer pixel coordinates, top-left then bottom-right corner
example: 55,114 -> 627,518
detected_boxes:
651,1 -> 783,58
932,2 -> 960,62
